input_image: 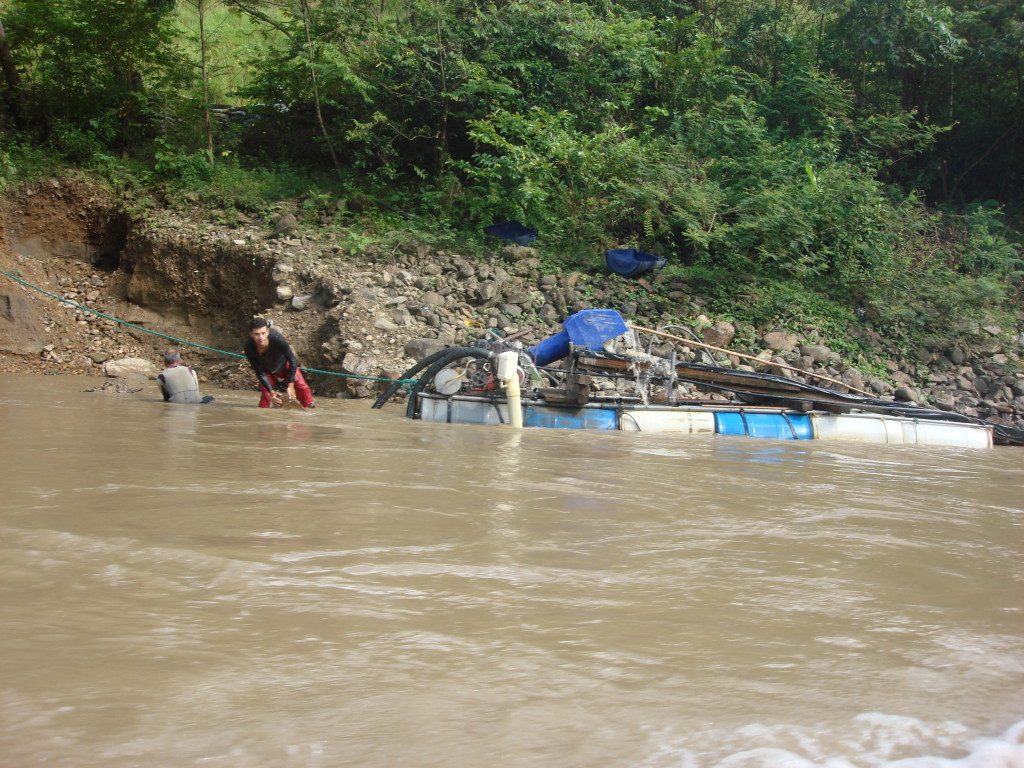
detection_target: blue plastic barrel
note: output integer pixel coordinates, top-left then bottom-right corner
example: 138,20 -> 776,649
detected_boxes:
524,406 -> 619,430
529,330 -> 571,366
714,412 -> 813,440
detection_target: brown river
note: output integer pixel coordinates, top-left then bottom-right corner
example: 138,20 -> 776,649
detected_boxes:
1,372 -> 1022,768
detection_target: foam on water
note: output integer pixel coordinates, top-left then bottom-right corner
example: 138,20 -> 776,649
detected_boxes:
642,716 -> 1024,768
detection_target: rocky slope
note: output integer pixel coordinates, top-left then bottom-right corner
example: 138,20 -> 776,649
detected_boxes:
1,177 -> 1022,431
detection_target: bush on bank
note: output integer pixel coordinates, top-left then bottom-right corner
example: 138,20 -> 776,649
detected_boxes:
1,137 -> 1020,376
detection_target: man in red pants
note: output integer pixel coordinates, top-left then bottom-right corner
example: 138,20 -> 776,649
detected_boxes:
244,317 -> 315,408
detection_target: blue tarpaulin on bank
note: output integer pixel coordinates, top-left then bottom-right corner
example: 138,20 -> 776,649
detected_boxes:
483,220 -> 537,245
605,248 -> 666,278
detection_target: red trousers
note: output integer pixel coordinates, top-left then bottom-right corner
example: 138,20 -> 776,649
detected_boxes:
258,366 -> 314,408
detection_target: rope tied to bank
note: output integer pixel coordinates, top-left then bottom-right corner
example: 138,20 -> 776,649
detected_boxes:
0,268 -> 417,388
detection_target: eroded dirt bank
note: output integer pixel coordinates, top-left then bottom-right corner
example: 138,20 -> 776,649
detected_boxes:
1,177 -> 1023,431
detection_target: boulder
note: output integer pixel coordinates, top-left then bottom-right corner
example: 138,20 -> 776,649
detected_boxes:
404,338 -> 448,361
0,291 -> 46,354
894,385 -> 919,403
476,282 -> 499,302
272,263 -> 294,282
868,377 -> 894,396
271,212 -> 298,238
290,294 -> 314,311
890,370 -> 915,386
341,353 -> 377,376
499,246 -> 537,262
538,304 -> 560,324
973,376 -> 992,395
104,357 -> 158,379
801,344 -> 837,364
841,369 -> 866,392
419,291 -> 445,307
389,308 -> 413,326
701,321 -> 736,348
763,331 -> 799,352
770,356 -> 796,378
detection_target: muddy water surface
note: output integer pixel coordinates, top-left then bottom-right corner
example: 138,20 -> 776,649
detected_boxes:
1,373 -> 1022,767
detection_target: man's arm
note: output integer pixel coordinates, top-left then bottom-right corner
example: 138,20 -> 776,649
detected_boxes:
157,373 -> 171,402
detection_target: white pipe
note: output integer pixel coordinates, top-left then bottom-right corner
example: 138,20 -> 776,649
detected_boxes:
496,351 -> 523,429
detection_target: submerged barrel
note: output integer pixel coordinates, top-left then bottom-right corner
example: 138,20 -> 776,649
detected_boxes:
714,411 -> 813,440
523,405 -> 619,430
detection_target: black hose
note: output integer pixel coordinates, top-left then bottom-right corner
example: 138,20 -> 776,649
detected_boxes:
372,346 -> 474,409
405,348 -> 494,420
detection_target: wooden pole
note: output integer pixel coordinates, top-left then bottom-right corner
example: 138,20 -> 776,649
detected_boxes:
628,324 -> 875,398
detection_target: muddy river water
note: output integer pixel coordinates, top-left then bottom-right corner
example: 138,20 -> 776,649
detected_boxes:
1,373 -> 1022,767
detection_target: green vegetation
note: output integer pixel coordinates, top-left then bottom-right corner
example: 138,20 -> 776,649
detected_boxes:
1,0 -> 1021,356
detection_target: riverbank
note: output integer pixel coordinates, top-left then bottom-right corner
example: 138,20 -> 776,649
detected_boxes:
1,176 -> 1022,432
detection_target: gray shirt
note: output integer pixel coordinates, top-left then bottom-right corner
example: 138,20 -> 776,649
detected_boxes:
158,365 -> 201,404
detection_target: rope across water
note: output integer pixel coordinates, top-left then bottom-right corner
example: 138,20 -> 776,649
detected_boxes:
0,268 -> 415,387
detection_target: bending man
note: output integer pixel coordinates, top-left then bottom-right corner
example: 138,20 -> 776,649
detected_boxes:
158,349 -> 207,404
244,317 -> 315,408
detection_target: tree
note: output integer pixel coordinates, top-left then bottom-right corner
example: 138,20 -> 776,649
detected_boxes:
4,0 -> 185,154
0,17 -> 23,127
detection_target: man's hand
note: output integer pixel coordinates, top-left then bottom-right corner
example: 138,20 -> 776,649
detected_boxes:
270,390 -> 284,407
286,383 -> 298,403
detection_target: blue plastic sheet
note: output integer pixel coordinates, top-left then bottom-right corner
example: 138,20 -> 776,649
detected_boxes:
563,309 -> 628,350
605,249 -> 666,278
483,220 -> 538,245
528,309 -> 628,365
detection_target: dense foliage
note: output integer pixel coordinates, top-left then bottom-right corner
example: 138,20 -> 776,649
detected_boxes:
1,0 -> 1021,352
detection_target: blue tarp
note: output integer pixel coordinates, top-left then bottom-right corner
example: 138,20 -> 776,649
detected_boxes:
605,248 -> 666,278
563,309 -> 628,350
483,220 -> 538,245
528,309 -> 628,365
